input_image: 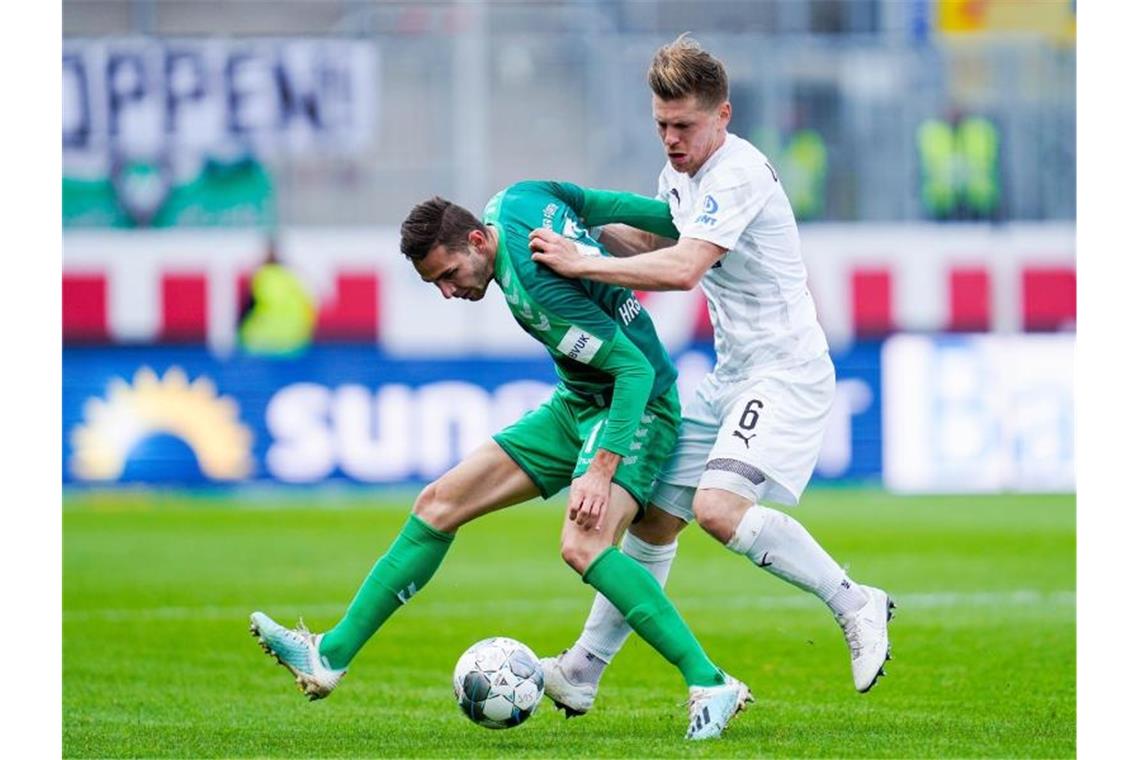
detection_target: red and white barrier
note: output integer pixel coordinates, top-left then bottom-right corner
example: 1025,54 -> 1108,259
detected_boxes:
63,223 -> 1075,352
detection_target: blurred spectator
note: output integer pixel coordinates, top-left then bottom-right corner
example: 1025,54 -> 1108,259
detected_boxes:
238,237 -> 316,357
917,112 -> 1001,220
958,116 -> 1001,219
750,125 -> 830,221
64,149 -> 275,229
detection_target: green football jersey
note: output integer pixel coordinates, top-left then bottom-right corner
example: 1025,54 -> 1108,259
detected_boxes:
482,180 -> 680,457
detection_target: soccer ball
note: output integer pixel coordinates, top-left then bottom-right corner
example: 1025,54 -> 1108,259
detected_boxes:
452,637 -> 545,729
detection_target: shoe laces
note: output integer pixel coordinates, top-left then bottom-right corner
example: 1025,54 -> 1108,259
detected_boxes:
280,617 -> 314,646
685,684 -> 722,716
841,616 -> 864,659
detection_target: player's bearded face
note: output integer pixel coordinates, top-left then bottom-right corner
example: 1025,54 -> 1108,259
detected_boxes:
653,95 -> 730,176
416,243 -> 493,301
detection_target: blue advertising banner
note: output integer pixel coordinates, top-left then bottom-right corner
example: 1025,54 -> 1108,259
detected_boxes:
63,344 -> 882,487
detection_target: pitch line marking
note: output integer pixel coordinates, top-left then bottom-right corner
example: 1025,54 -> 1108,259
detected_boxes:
64,589 -> 1075,623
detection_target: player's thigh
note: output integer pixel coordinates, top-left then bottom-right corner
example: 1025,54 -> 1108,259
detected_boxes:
701,363 -> 834,507
415,440 -> 541,532
574,388 -> 683,520
628,504 -> 688,545
651,394 -> 720,524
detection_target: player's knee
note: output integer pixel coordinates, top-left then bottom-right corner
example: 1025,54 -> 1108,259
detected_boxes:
412,481 -> 457,532
560,533 -> 603,575
693,491 -> 740,544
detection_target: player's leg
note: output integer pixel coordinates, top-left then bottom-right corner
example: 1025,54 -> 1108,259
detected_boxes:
315,440 -> 541,667
558,487 -> 717,687
547,505 -> 686,713
695,361 -> 893,691
252,394 -> 579,699
559,482 -> 752,740
543,388 -> 717,715
694,486 -> 893,691
251,440 -> 540,699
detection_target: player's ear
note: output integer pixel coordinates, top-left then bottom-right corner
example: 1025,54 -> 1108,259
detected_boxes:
720,100 -> 732,126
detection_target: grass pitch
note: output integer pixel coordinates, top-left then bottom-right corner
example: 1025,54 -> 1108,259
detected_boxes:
63,488 -> 1074,758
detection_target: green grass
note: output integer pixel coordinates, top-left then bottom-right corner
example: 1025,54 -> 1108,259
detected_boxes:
63,488 -> 1075,758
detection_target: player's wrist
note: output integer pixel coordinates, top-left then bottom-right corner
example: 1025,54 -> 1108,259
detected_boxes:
589,448 -> 622,477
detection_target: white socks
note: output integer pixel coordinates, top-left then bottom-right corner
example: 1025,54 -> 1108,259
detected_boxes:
574,531 -> 678,669
726,505 -> 869,616
567,505 -> 868,684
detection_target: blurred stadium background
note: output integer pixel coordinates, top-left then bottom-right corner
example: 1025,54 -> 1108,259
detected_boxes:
62,0 -> 1075,494
60,1 -> 1078,756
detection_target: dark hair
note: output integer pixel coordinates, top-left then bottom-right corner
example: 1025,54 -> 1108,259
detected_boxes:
400,197 -> 486,261
647,33 -> 729,111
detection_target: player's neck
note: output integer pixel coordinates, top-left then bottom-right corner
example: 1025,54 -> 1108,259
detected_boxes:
688,131 -> 729,177
483,224 -> 500,266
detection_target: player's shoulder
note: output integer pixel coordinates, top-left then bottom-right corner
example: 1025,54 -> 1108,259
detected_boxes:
497,221 -> 569,294
497,180 -> 554,209
709,134 -> 771,177
700,134 -> 778,194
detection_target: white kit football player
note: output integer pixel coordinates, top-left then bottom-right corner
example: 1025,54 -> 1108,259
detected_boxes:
529,34 -> 894,717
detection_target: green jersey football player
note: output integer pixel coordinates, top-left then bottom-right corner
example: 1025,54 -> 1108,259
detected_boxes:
250,180 -> 751,740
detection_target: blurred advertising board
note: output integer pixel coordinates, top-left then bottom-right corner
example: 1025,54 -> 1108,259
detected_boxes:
63,223 -> 1075,350
64,38 -> 378,164
63,39 -> 377,227
62,344 -> 882,488
882,334 -> 1073,493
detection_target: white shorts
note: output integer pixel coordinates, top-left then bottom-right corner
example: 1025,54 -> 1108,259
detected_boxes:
653,353 -> 835,521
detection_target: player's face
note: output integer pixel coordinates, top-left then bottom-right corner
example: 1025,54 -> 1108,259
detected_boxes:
653,94 -> 731,176
414,235 -> 494,301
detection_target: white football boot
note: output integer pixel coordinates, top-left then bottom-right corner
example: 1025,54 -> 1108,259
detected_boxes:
250,611 -> 346,700
836,586 -> 895,692
539,652 -> 597,717
685,673 -> 753,741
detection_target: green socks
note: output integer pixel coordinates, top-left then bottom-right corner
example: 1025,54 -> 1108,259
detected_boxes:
582,546 -> 724,688
316,519 -> 720,686
318,514 -> 454,670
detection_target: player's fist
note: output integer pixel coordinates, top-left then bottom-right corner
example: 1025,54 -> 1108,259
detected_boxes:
529,228 -> 586,276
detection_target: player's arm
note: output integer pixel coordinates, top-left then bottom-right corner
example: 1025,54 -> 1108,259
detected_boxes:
595,223 -> 674,258
536,170 -> 773,291
531,287 -> 654,458
547,182 -> 680,239
565,327 -> 654,531
523,269 -> 655,529
565,328 -> 655,532
532,233 -> 726,291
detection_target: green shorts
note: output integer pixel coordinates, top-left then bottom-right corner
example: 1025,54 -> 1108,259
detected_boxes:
493,385 -> 681,514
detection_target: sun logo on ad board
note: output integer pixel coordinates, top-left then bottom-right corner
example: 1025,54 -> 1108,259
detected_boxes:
69,366 -> 253,482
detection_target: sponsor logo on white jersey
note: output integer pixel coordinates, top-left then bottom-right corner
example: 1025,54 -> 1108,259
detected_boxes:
694,194 -> 719,226
557,327 -> 603,363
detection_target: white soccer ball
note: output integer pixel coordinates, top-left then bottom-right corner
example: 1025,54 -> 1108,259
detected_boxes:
452,637 -> 545,729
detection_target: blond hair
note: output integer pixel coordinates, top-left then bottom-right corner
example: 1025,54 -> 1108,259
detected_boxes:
647,33 -> 729,110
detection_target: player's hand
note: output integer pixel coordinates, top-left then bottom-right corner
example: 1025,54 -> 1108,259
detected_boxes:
567,470 -> 611,532
529,228 -> 587,276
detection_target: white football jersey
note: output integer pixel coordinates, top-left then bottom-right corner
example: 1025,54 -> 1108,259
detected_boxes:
657,132 -> 829,380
